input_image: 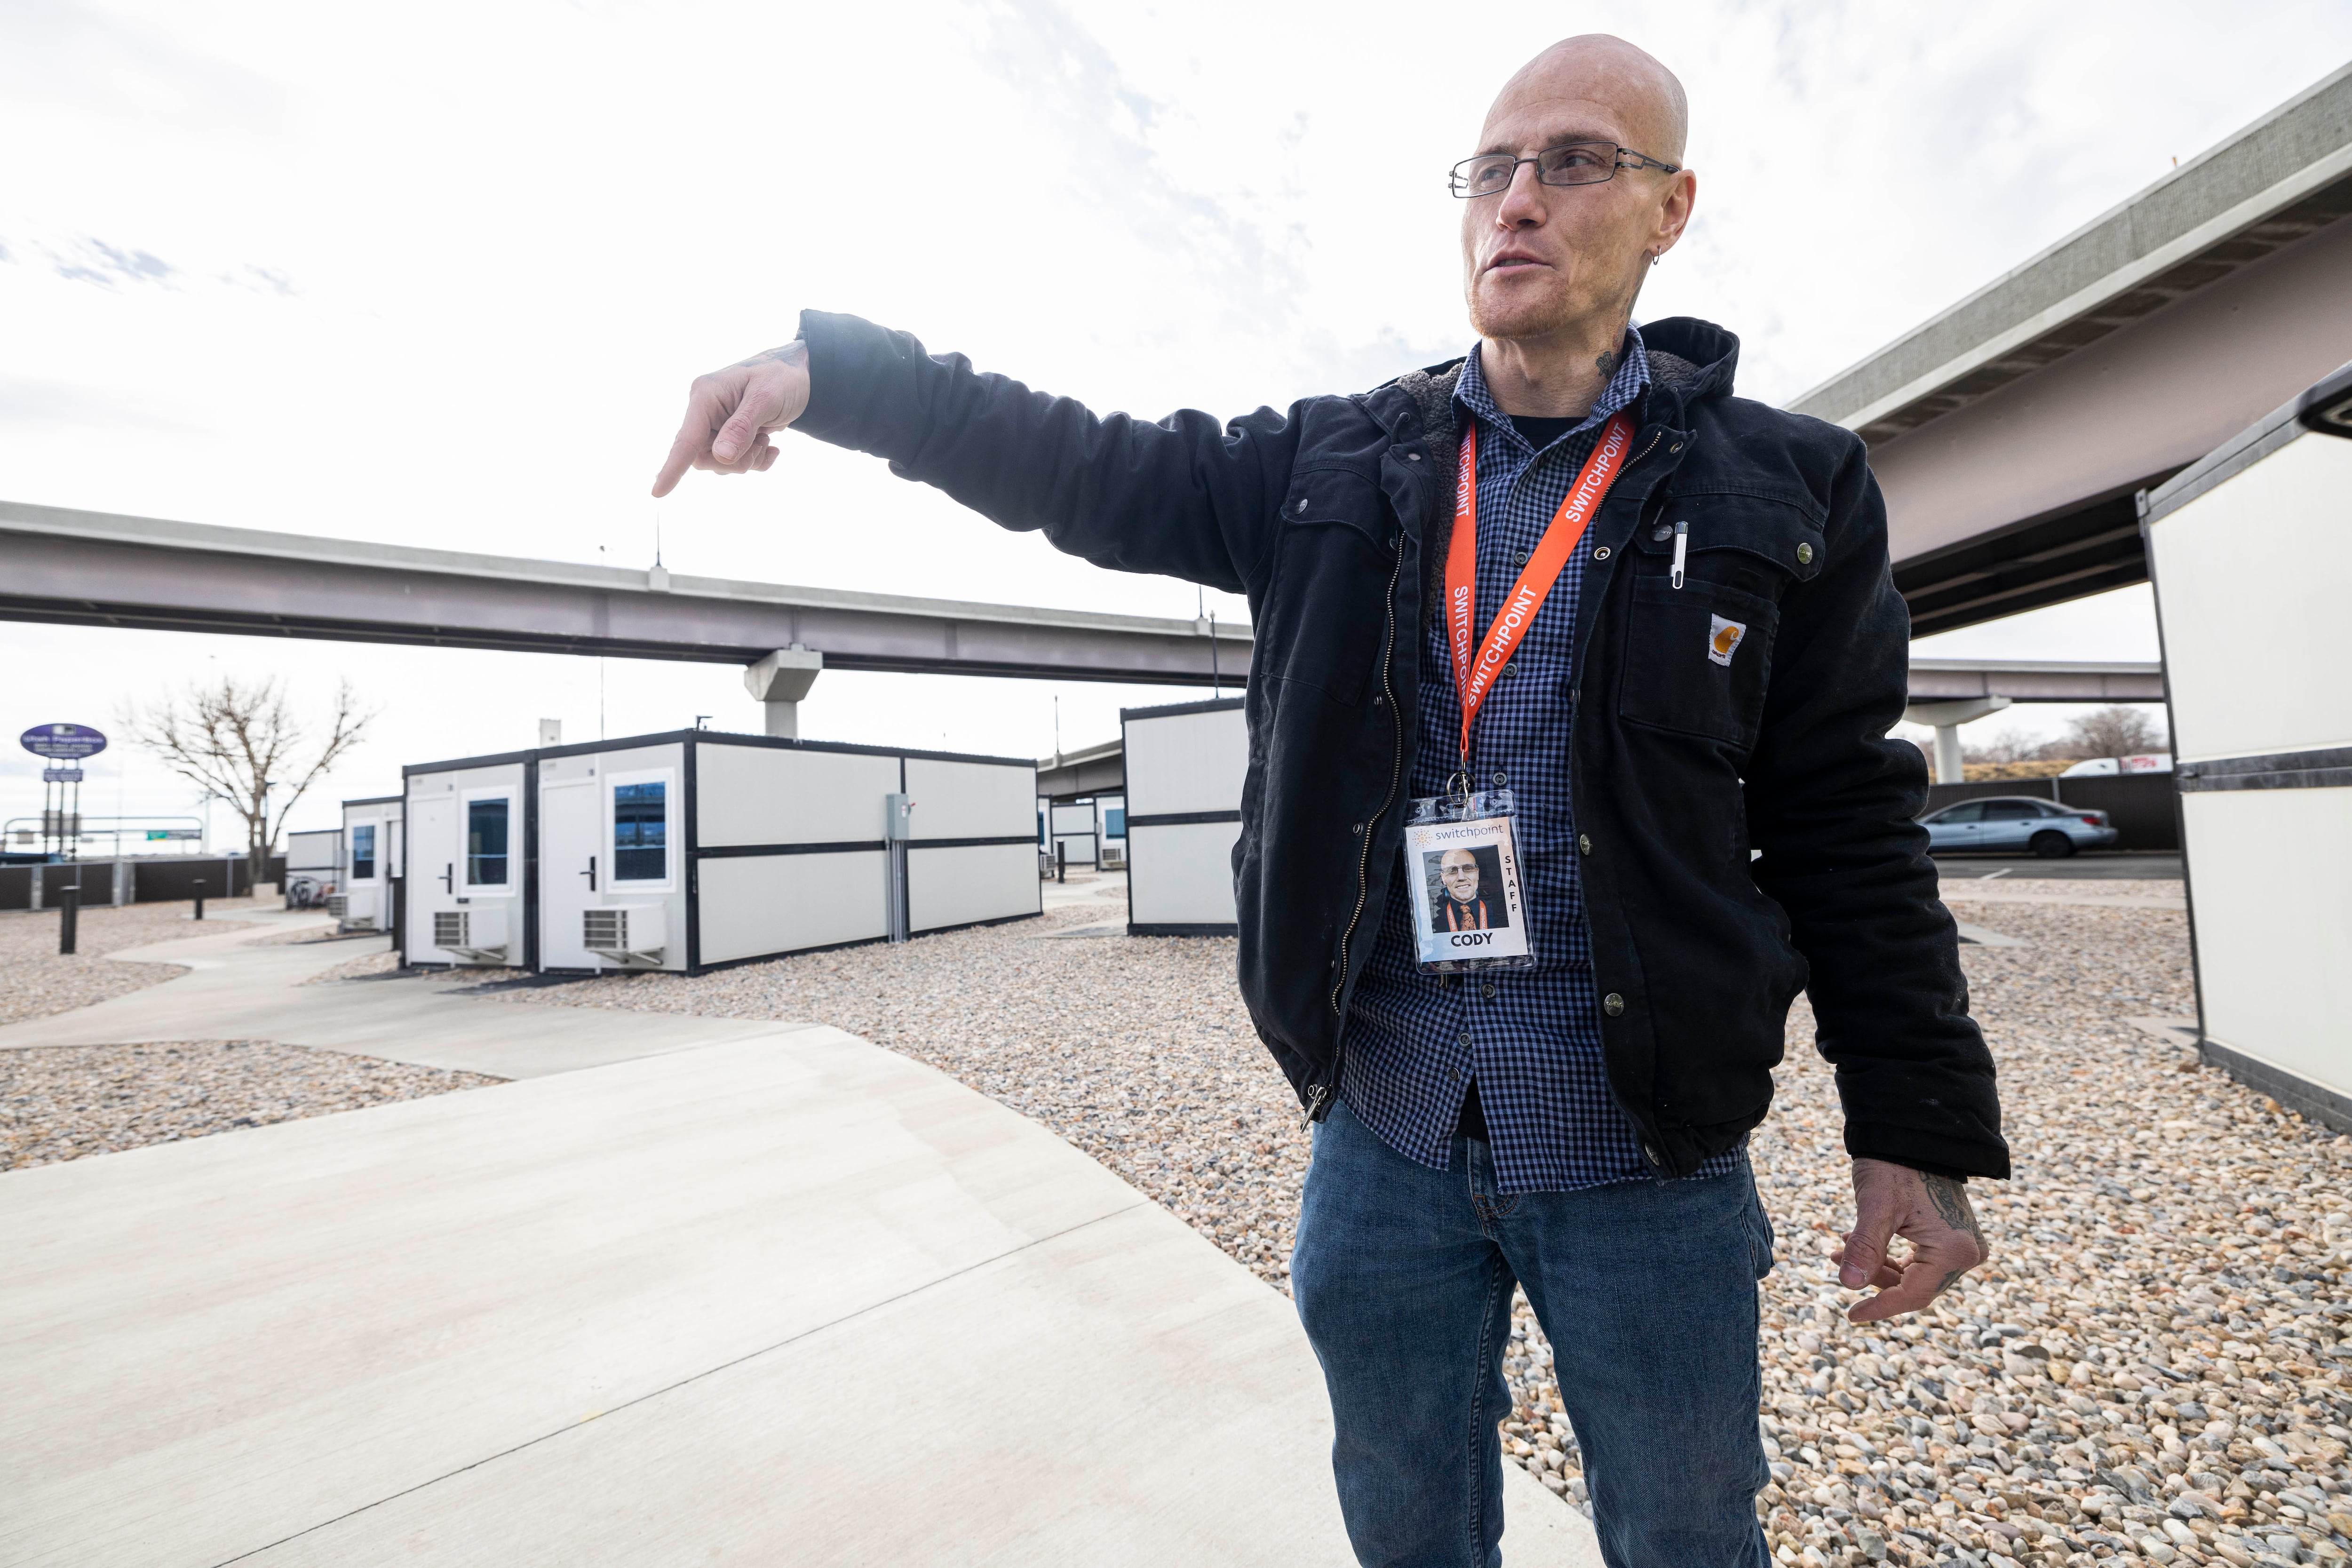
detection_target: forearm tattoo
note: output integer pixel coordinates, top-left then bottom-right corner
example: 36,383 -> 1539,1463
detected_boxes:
1922,1173 -> 1986,1298
1922,1173 -> 1983,1242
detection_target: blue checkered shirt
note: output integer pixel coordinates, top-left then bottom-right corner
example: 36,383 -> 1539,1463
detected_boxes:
1337,335 -> 1745,1194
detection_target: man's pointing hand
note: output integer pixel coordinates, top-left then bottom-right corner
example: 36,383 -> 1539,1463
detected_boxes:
651,341 -> 810,497
1833,1157 -> 1989,1324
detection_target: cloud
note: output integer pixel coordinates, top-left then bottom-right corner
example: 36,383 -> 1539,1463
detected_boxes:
48,237 -> 178,289
963,0 -> 1309,344
231,264 -> 298,298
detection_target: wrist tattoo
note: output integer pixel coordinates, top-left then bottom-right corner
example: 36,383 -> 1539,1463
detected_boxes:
735,340 -> 807,371
1922,1172 -> 1985,1246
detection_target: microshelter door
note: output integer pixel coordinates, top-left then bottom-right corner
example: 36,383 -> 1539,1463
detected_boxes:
540,779 -> 599,970
408,793 -> 457,960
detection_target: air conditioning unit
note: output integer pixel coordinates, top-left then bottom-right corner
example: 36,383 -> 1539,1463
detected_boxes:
1100,843 -> 1126,869
432,906 -> 509,962
583,905 -> 667,966
326,894 -> 349,919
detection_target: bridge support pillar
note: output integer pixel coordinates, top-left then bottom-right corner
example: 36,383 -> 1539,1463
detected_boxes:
1901,696 -> 2014,785
745,645 -> 823,740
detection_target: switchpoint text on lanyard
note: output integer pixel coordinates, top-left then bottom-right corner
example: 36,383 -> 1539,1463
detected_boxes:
1444,410 -> 1637,788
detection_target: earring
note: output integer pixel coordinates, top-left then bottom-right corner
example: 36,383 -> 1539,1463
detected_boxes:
1650,252 -> 1662,268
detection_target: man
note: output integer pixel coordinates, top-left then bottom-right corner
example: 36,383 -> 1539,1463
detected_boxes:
652,34 -> 2004,1567
1435,848 -> 1499,932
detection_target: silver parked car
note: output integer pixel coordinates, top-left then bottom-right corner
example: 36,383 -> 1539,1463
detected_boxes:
1921,796 -> 2120,858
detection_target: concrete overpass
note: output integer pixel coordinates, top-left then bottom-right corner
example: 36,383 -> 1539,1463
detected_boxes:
0,499 -> 1253,733
2,499 -> 2158,754
1791,61 -> 2352,637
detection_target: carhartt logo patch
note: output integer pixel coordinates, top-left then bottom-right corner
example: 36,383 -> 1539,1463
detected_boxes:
1708,614 -> 1747,666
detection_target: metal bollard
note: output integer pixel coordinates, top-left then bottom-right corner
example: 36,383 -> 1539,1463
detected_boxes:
1056,840 -> 1066,883
191,877 -> 207,922
58,882 -> 79,955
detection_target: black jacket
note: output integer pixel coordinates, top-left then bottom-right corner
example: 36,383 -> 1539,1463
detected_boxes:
795,309 -> 2008,1181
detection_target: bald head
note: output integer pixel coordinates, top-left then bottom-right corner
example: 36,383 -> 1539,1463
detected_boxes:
1492,35 -> 1687,167
1458,34 -> 1697,414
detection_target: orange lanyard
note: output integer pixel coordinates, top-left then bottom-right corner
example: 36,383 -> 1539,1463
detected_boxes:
1444,411 -> 1637,769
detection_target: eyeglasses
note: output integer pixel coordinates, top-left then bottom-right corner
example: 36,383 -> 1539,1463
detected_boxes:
1448,142 -> 1682,199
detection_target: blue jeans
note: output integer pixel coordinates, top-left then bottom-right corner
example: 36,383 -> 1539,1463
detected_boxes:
1291,1099 -> 1775,1568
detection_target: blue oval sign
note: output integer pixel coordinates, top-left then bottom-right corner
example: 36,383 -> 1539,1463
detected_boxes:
20,723 -> 107,760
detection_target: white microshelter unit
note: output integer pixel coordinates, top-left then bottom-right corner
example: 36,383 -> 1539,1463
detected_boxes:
2141,361 -> 2352,1125
283,828 -> 343,887
404,751 -> 532,968
1097,795 -> 1127,868
535,730 -> 1039,975
1121,697 -> 1246,936
335,795 -> 403,934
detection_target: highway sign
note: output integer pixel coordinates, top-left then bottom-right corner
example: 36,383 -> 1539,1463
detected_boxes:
21,723 -> 107,760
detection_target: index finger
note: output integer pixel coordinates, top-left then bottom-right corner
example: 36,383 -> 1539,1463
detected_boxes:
652,386 -> 724,498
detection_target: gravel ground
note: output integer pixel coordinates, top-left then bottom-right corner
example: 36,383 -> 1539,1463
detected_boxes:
491,882 -> 2351,1567
0,1040 -> 501,1170
302,947 -> 406,984
0,899 -> 264,1026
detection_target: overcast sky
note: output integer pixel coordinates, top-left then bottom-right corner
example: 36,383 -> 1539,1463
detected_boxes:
7,0 -> 2350,845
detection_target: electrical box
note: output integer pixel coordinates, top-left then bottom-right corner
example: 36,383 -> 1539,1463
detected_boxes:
584,905 -> 668,965
432,906 -> 510,962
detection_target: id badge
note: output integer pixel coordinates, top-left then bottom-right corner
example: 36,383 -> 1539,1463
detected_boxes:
1402,789 -> 1534,973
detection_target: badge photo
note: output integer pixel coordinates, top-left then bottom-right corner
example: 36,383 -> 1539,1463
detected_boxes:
1402,799 -> 1533,971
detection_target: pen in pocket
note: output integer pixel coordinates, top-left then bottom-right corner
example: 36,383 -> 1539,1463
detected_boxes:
1670,520 -> 1688,589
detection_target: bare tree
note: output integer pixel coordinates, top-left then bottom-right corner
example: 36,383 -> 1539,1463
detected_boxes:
2058,704 -> 2168,761
122,677 -> 377,885
1961,725 -> 2059,766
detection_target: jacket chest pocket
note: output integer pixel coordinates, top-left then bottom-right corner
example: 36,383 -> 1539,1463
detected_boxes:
1616,494 -> 1824,750
1259,470 -> 1398,708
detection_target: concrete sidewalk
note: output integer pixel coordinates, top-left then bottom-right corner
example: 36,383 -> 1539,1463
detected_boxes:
0,914 -> 794,1078
0,919 -> 1599,1565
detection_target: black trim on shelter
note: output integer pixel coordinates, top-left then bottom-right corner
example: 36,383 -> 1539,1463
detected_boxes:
695,840 -> 888,858
539,727 -> 1033,770
908,835 -> 1037,850
2200,1037 -> 2352,1138
1125,810 -> 1242,829
402,748 -> 536,777
522,758 -> 540,971
683,737 -> 701,971
2175,746 -> 2352,792
1128,922 -> 1238,938
1120,696 -> 1247,723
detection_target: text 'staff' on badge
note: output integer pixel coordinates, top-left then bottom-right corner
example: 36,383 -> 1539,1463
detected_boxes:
1707,614 -> 1747,667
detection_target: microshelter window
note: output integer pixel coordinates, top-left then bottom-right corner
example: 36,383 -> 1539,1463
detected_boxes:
613,781 -> 667,882
352,824 -> 376,880
1104,806 -> 1126,839
466,799 -> 510,886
